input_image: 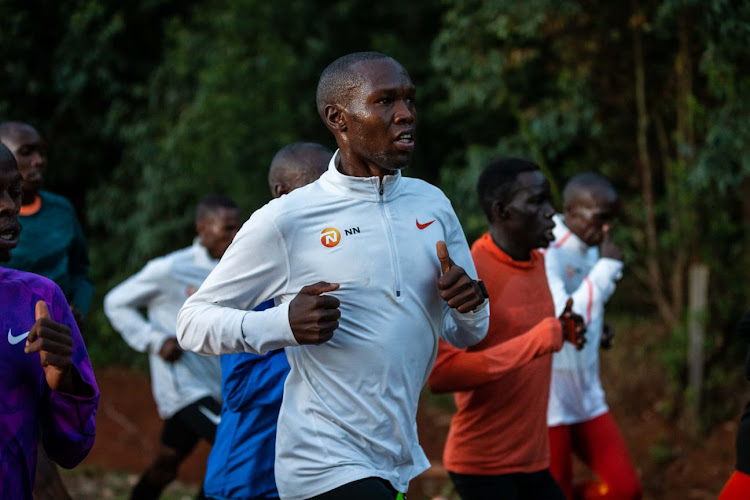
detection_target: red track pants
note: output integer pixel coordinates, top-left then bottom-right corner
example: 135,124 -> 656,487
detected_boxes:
549,412 -> 642,500
718,470 -> 750,500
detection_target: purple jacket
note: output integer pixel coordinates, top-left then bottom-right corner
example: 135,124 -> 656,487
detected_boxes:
0,267 -> 99,499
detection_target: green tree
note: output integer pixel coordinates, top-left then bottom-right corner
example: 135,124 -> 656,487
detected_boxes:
432,0 -> 750,424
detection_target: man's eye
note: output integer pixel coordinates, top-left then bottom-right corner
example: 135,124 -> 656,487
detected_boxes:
377,98 -> 392,105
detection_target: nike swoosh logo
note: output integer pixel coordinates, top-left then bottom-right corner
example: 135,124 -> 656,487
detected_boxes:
8,328 -> 30,345
416,219 -> 435,230
197,405 -> 221,426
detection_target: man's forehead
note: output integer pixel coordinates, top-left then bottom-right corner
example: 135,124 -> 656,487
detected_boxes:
3,124 -> 42,146
514,170 -> 548,191
353,58 -> 413,90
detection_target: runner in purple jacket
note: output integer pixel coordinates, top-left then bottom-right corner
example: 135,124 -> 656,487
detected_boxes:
0,143 -> 99,499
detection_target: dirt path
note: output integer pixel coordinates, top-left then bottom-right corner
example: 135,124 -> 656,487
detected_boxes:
67,356 -> 740,499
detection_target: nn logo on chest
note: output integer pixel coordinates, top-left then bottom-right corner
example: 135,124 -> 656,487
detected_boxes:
320,227 -> 360,248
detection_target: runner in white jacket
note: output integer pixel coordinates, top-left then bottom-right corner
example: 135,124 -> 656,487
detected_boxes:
177,52 -> 489,500
104,195 -> 242,500
545,173 -> 642,500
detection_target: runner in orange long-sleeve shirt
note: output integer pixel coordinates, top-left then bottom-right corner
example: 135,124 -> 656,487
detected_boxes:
428,158 -> 585,500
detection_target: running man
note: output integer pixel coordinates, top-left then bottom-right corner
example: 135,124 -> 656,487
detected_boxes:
204,142 -> 331,500
545,173 -> 642,500
0,120 -> 95,499
428,158 -> 586,500
177,52 -> 489,499
104,195 -> 242,500
0,121 -> 94,321
0,143 -> 99,500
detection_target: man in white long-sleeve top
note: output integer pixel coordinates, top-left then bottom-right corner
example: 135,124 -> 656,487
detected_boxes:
545,173 -> 642,500
104,195 -> 242,500
177,52 -> 490,500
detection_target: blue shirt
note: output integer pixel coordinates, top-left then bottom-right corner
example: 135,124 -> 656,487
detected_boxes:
204,300 -> 289,499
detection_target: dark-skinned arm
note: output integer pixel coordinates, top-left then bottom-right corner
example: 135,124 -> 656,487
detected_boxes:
30,290 -> 98,469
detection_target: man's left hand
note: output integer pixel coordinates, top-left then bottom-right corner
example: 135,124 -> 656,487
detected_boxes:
436,241 -> 485,313
25,301 -> 75,393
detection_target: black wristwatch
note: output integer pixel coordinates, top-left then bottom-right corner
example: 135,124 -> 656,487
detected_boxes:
476,279 -> 489,299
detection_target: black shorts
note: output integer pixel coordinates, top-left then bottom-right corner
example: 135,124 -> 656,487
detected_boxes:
307,477 -> 399,500
161,396 -> 221,455
449,469 -> 566,500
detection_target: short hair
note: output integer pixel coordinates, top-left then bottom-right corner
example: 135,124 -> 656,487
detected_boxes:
195,194 -> 237,223
0,121 -> 33,143
316,52 -> 395,121
562,172 -> 616,206
477,158 -> 540,221
268,142 -> 331,189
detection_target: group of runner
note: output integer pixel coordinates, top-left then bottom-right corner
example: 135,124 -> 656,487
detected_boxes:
10,49 -> 744,500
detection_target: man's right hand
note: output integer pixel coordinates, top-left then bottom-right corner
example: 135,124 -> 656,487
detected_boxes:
159,337 -> 183,362
288,282 -> 341,345
559,298 -> 586,350
600,225 -> 624,262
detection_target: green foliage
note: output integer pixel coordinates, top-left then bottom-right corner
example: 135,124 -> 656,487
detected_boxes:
2,0 -> 749,429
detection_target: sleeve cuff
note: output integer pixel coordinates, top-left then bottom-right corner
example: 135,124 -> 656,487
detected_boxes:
589,258 -> 623,289
241,301 -> 299,354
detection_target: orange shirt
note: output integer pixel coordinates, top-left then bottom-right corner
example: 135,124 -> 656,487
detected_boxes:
428,233 -> 562,475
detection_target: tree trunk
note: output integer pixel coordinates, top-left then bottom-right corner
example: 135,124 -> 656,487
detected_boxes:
685,263 -> 708,435
632,4 -> 678,327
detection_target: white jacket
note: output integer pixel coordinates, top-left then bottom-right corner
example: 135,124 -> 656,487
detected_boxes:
177,151 -> 489,498
104,239 -> 222,419
545,214 -> 623,426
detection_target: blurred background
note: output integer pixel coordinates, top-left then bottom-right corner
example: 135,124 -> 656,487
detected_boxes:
2,0 -> 749,498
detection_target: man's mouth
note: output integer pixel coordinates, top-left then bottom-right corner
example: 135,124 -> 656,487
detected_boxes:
0,223 -> 21,245
394,131 -> 415,150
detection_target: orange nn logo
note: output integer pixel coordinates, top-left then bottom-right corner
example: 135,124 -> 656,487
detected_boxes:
321,227 -> 341,248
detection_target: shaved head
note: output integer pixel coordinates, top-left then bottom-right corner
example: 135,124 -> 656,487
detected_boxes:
0,121 -> 36,143
0,121 -> 47,202
316,52 -> 395,121
562,172 -> 617,209
268,142 -> 332,198
562,172 -> 619,246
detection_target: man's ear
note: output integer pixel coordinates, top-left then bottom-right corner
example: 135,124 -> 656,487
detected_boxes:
492,200 -> 509,220
324,104 -> 347,133
273,183 -> 289,199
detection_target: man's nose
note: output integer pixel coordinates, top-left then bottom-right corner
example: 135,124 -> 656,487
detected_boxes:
31,151 -> 46,167
393,100 -> 415,123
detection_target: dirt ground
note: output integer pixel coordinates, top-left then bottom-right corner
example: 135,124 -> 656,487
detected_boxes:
65,321 -> 743,499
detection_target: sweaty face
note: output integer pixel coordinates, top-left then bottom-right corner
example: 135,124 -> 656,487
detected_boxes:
1,125 -> 47,200
0,159 -> 23,261
565,190 -> 618,246
340,58 -> 416,176
502,171 -> 556,251
197,207 -> 243,259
